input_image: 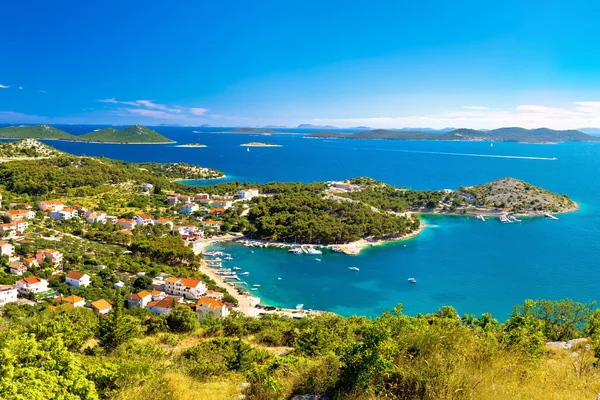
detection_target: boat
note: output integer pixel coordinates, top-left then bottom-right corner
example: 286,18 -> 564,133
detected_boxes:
251,288 -> 258,291
499,215 -> 510,223
289,247 -> 303,254
349,266 -> 360,271
239,272 -> 250,276
305,246 -> 323,255
252,284 -> 261,287
408,278 -> 417,283
296,304 -> 304,310
249,250 -> 254,254
315,258 -> 322,262
330,246 -> 342,253
476,215 -> 486,222
507,215 -> 522,223
247,147 -> 250,152
277,277 -> 282,280
233,266 -> 241,271
545,213 -> 559,220
490,143 -> 494,147
224,255 -> 233,261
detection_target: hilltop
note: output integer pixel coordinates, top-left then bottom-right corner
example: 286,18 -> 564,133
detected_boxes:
0,138 -> 66,159
306,127 -> 600,143
75,125 -> 174,143
0,124 -> 74,139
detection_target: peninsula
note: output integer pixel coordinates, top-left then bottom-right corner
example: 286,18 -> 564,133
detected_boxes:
240,142 -> 282,147
176,143 -> 207,148
0,124 -> 75,140
306,127 -> 600,143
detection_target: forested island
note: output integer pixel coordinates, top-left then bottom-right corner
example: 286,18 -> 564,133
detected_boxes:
306,127 -> 600,143
241,142 -> 282,147
0,124 -> 174,144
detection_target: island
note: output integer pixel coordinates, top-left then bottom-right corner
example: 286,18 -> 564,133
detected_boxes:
0,124 -> 175,144
0,138 -> 65,160
306,127 -> 600,143
240,142 -> 282,147
221,128 -> 281,134
176,143 -> 207,148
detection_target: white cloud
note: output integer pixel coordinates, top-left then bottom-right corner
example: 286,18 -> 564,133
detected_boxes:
463,106 -> 489,110
98,98 -> 119,103
190,107 -> 208,116
0,84 -> 9,89
124,108 -> 179,119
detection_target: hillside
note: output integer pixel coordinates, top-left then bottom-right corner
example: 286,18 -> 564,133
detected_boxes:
75,125 -> 174,143
0,138 -> 66,158
0,124 -> 74,139
306,127 -> 600,143
465,177 -> 577,213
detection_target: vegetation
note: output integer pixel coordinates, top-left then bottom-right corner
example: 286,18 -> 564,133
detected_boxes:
241,142 -> 282,147
0,138 -> 65,158
307,127 -> 600,143
0,124 -> 75,139
138,162 -> 223,180
75,125 -> 174,143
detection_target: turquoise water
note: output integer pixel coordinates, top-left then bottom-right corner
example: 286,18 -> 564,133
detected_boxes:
40,126 -> 600,320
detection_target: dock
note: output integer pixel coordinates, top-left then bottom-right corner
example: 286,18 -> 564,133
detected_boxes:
544,213 -> 559,220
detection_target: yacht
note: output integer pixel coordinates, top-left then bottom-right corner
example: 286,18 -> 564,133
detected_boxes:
349,266 -> 360,271
315,258 -> 322,262
251,288 -> 258,291
224,255 -> 233,261
305,246 -> 323,255
252,284 -> 261,287
239,272 -> 250,276
233,266 -> 241,271
499,215 -> 510,223
408,278 -> 417,283
289,247 -> 303,254
507,215 -> 522,223
277,277 -> 282,280
545,213 -> 559,220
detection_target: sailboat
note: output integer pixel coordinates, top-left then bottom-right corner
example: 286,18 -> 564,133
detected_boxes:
247,147 -> 250,152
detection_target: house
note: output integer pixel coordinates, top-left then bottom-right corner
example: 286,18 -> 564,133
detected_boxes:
154,219 -> 174,229
49,207 -> 78,220
141,183 -> 154,192
133,213 -> 153,226
9,261 -> 27,275
14,220 -> 28,233
114,229 -> 132,235
9,202 -> 31,209
36,249 -> 63,266
91,299 -> 112,315
212,199 -> 233,209
205,289 -> 225,300
85,210 -> 107,224
196,297 -> 229,320
113,281 -> 125,289
151,289 -> 166,300
177,194 -> 193,204
72,205 -> 88,215
209,207 -> 225,217
59,294 -> 85,308
39,200 -> 64,212
179,204 -> 199,215
116,219 -> 136,230
238,188 -> 259,200
164,277 -> 207,300
195,193 -> 210,202
106,215 -> 118,223
4,209 -> 35,221
151,277 -> 165,290
203,219 -> 220,228
0,223 -> 16,238
147,296 -> 182,315
23,258 -> 38,268
167,195 -> 179,206
128,290 -> 152,308
65,271 -> 91,289
16,276 -> 49,294
0,285 -> 18,306
0,241 -> 14,259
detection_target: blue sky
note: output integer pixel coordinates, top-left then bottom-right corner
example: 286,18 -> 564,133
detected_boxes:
2,0 -> 600,129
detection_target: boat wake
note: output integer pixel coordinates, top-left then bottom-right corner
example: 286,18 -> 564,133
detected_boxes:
364,148 -> 558,161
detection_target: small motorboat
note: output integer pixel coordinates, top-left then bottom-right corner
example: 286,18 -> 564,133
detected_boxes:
349,266 -> 360,271
408,278 -> 417,283
277,277 -> 282,281
239,272 -> 249,276
315,258 -> 322,262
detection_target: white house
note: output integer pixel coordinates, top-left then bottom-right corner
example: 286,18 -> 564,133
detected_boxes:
38,200 -> 64,212
134,213 -> 154,226
0,223 -> 16,238
147,296 -> 182,315
49,207 -> 78,220
196,297 -> 229,320
85,210 -> 107,224
164,277 -> 207,300
195,193 -> 210,202
13,220 -> 28,234
4,209 -> 35,221
65,271 -> 91,289
0,285 -> 18,306
0,241 -> 14,259
128,290 -> 153,308
116,219 -> 136,230
154,219 -> 174,229
238,188 -> 259,200
91,299 -> 112,315
178,204 -> 199,215
16,276 -> 49,294
212,199 -> 233,209
9,261 -> 27,275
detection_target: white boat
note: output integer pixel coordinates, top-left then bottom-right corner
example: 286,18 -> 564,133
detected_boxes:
545,213 -> 559,220
305,246 -> 323,255
499,215 -> 510,223
289,247 -> 303,254
349,266 -> 360,271
239,272 -> 250,276
224,255 -> 233,261
476,215 -> 486,222
251,288 -> 258,291
247,147 -> 250,152
252,284 -> 261,287
277,277 -> 282,280
507,215 -> 522,223
330,246 -> 342,253
315,258 -> 322,262
490,143 -> 494,147
408,278 -> 417,283
233,266 -> 241,271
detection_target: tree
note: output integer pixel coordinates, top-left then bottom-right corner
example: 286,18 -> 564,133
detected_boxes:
226,337 -> 252,372
132,275 -> 152,291
98,294 -> 145,351
166,305 -> 199,333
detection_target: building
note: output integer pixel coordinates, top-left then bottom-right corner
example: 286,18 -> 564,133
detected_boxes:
65,271 -> 91,289
16,276 -> 49,294
106,215 -> 118,223
0,241 -> 14,259
196,297 -> 229,320
4,209 -> 35,221
39,200 -> 64,212
151,289 -> 166,300
49,207 -> 78,220
0,223 -> 16,238
9,202 -> 31,209
36,249 -> 63,266
0,285 -> 18,306
177,194 -> 193,204
209,207 -> 225,217
203,219 -> 219,228
238,188 -> 259,200
179,204 -> 199,215
133,213 -> 153,226
164,277 -> 207,300
167,195 -> 179,206
9,261 -> 27,275
128,290 -> 153,308
91,299 -> 112,315
141,183 -> 154,192
23,258 -> 38,268
59,294 -> 85,308
212,199 -> 233,209
13,220 -> 28,234
205,289 -> 225,300
116,219 -> 136,230
147,296 -> 182,314
85,210 -> 107,224
195,193 -> 210,202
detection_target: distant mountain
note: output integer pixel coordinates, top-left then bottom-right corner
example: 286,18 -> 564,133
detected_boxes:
263,125 -> 288,128
199,124 -> 212,127
297,124 -> 338,129
306,127 -> 600,143
0,124 -> 74,139
222,127 -> 281,134
394,127 -> 456,134
578,128 -> 600,135
349,126 -> 371,129
75,125 -> 175,143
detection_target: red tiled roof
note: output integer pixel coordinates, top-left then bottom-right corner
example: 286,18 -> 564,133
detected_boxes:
148,296 -> 178,310
66,271 -> 86,280
197,297 -> 225,308
19,276 -> 40,285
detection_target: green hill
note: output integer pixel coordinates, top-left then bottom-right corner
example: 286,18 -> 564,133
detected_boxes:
75,125 -> 174,143
0,124 -> 74,139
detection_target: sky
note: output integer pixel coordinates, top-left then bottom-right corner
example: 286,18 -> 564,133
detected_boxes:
2,0 -> 600,129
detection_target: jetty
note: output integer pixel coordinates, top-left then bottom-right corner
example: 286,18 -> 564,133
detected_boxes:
545,213 -> 559,220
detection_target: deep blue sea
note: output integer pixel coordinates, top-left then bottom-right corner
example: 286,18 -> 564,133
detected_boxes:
39,126 -> 600,320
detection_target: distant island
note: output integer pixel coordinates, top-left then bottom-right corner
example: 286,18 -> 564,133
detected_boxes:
0,124 -> 175,144
222,128 -> 280,134
240,142 -> 282,147
297,124 -> 338,129
176,143 -> 207,148
306,127 -> 600,143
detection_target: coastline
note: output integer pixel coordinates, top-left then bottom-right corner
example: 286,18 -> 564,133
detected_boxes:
176,144 -> 207,148
240,143 -> 282,147
0,137 -> 177,145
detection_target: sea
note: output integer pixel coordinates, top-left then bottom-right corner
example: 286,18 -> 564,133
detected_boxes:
34,125 -> 600,320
